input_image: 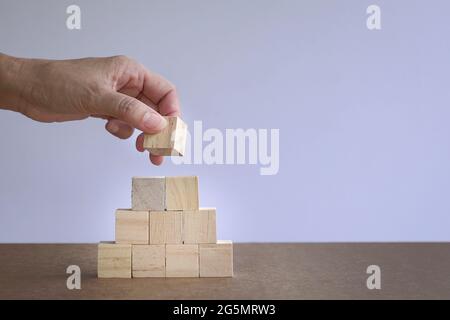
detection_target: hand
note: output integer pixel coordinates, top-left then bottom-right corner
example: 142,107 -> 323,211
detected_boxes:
0,54 -> 181,165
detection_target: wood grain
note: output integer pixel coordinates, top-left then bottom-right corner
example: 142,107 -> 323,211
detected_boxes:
166,244 -> 199,278
143,116 -> 187,156
132,245 -> 165,278
131,177 -> 165,211
149,211 -> 182,244
165,176 -> 199,210
115,209 -> 149,244
199,240 -> 233,277
97,242 -> 132,278
183,208 -> 216,244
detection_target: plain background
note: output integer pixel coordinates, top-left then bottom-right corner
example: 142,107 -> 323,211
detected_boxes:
1,0 -> 450,242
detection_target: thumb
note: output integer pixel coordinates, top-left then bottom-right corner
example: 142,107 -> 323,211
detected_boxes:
99,92 -> 167,133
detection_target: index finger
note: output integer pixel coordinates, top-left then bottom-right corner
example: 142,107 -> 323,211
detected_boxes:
142,67 -> 181,117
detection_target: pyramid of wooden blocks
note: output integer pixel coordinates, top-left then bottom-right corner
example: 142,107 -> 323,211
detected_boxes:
143,116 -> 187,156
98,176 -> 233,278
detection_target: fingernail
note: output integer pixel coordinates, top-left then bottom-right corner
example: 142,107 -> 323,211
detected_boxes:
143,112 -> 167,132
107,122 -> 119,133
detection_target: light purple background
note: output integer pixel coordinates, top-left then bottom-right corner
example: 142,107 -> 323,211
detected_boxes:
1,0 -> 450,242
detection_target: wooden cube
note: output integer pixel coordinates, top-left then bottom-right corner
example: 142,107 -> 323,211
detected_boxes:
98,242 -> 132,278
183,208 -> 217,244
115,209 -> 149,244
143,116 -> 187,156
132,177 -> 165,211
199,240 -> 233,277
132,245 -> 165,278
166,244 -> 199,277
165,176 -> 199,210
149,211 -> 182,244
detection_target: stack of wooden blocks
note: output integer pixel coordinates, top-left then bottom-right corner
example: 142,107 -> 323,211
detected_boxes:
97,117 -> 233,278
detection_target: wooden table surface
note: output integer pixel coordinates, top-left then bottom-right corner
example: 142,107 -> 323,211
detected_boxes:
0,243 -> 449,299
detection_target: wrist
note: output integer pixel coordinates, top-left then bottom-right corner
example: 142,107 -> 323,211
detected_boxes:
0,53 -> 28,112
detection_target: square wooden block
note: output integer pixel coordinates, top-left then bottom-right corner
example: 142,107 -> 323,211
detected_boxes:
115,209 -> 149,244
199,240 -> 233,277
132,176 -> 165,211
143,116 -> 187,156
98,242 -> 132,278
149,211 -> 182,244
166,176 -> 199,210
183,208 -> 217,244
132,245 -> 165,278
166,244 -> 199,277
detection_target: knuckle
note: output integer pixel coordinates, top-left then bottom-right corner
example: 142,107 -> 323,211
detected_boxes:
161,81 -> 176,97
116,96 -> 136,118
112,55 -> 131,66
168,82 -> 176,92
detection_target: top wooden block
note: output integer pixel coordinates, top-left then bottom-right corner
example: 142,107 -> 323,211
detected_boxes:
132,177 -> 165,211
143,116 -> 187,156
166,176 -> 199,210
132,176 -> 199,211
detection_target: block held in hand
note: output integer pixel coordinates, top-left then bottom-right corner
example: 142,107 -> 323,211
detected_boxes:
143,116 -> 187,156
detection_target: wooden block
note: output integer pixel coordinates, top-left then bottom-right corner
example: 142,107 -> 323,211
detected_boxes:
183,208 -> 217,244
132,177 -> 165,211
165,176 -> 199,210
98,242 -> 132,278
143,116 -> 187,156
149,211 -> 182,244
199,240 -> 233,277
132,245 -> 165,277
115,209 -> 149,244
166,244 -> 199,277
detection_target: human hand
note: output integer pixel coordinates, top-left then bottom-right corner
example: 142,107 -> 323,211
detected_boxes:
0,54 -> 180,165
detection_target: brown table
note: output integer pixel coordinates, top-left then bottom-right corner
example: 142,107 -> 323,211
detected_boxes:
0,243 -> 449,299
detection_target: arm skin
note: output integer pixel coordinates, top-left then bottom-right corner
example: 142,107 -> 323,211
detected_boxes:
0,53 -> 181,165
